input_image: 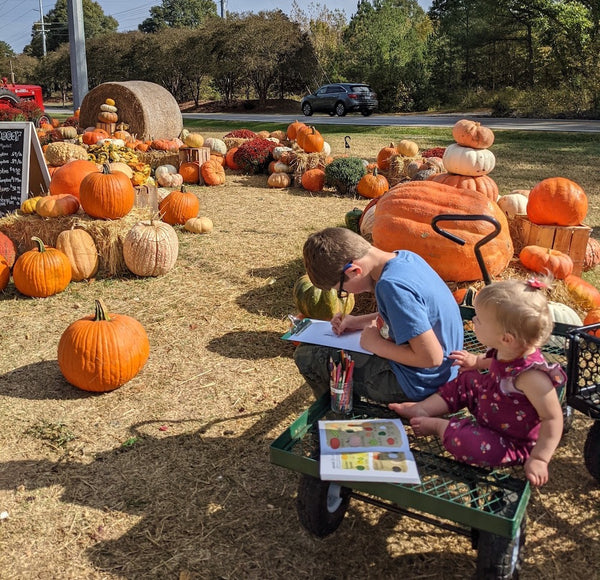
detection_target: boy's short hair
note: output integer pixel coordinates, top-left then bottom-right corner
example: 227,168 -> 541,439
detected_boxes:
303,227 -> 372,289
475,279 -> 554,347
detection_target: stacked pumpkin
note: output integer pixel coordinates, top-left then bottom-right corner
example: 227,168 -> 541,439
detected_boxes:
429,119 -> 499,202
286,121 -> 333,191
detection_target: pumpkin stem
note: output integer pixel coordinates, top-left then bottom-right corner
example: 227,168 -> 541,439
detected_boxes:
93,299 -> 111,322
101,163 -> 111,174
31,236 -> 46,252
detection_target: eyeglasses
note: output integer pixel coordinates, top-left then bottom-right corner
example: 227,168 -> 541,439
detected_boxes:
337,262 -> 353,299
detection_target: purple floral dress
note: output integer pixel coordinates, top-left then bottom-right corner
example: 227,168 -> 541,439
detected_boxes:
437,349 -> 567,467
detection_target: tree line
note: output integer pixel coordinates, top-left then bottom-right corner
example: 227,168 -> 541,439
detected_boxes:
1,0 -> 599,117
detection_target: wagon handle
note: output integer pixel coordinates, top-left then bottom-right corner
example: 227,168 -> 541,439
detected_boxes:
431,214 -> 501,286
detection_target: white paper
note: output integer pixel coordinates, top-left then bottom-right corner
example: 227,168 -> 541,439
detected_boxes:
283,318 -> 372,355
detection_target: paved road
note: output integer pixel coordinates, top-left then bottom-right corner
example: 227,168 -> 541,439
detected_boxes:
180,112 -> 600,133
45,106 -> 600,132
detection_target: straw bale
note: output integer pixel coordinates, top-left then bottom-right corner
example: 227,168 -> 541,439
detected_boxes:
223,137 -> 249,150
0,208 -> 155,277
291,151 -> 326,177
79,81 -> 183,140
136,150 -> 181,169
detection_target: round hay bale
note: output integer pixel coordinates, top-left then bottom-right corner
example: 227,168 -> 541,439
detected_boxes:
79,81 -> 183,141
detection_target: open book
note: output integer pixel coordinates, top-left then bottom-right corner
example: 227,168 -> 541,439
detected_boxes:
318,418 -> 421,484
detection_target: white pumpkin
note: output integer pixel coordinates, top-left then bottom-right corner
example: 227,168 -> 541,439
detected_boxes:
204,138 -> 227,156
123,220 -> 179,277
273,146 -> 293,160
442,143 -> 496,176
273,161 -> 291,173
359,203 -> 377,238
497,193 -> 529,219
321,141 -> 331,156
184,216 -> 213,234
547,300 -> 583,350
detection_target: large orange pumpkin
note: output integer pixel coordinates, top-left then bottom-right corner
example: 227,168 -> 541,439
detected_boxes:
377,142 -> 397,171
79,163 -> 135,220
287,120 -> 306,141
357,168 -> 389,199
428,173 -> 499,202
178,161 -> 200,184
519,245 -> 573,280
50,159 -> 98,199
564,274 -> 600,310
12,236 -> 72,297
0,255 -> 9,291
527,177 -> 588,226
201,159 -> 226,186
0,231 -> 16,268
57,299 -> 150,392
159,187 -> 200,225
371,181 -> 513,282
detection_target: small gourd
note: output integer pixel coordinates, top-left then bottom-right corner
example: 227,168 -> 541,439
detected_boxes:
184,217 -> 213,234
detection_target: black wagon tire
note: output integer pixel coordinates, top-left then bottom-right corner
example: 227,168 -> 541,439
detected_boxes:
296,474 -> 351,538
335,102 -> 346,116
475,515 -> 526,579
584,420 -> 600,482
302,103 -> 313,116
0,88 -> 20,106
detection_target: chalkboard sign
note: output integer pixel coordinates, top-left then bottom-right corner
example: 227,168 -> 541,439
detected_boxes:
0,122 -> 51,216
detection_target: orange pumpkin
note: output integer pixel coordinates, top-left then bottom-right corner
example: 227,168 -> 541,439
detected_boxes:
159,187 -> 200,225
0,255 -> 9,291
82,129 -> 109,146
377,142 -> 397,171
301,168 -> 326,192
428,173 -> 499,202
49,159 -> 99,198
527,177 -> 588,226
57,299 -> 150,392
519,245 -> 573,280
371,181 -> 513,282
452,119 -> 495,149
36,194 -> 80,217
79,163 -> 135,220
564,274 -> 600,310
287,120 -> 306,141
0,231 -> 16,268
583,307 -> 600,336
179,161 -> 200,184
201,159 -> 226,186
583,237 -> 600,272
357,167 -> 389,199
301,127 -> 324,153
225,147 -> 241,170
12,236 -> 72,297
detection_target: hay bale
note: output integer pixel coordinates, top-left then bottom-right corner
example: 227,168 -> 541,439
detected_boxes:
0,208 -> 156,278
79,81 -> 183,141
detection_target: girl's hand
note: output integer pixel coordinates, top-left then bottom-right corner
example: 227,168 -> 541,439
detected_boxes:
524,456 -> 549,487
449,350 -> 480,371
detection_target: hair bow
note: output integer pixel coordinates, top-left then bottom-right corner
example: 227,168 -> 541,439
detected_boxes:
526,277 -> 548,290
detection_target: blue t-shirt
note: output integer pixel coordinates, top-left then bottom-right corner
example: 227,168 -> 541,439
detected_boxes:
375,251 -> 463,400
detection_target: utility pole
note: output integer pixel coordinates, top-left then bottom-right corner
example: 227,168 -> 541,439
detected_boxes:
38,0 -> 47,56
220,0 -> 227,18
67,0 -> 88,110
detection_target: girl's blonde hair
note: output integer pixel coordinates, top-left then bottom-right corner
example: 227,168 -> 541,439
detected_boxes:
474,278 -> 554,347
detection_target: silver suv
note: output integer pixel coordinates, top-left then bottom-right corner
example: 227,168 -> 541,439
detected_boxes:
301,83 -> 378,117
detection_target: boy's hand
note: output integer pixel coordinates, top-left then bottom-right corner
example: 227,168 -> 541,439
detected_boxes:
331,313 -> 354,335
524,456 -> 549,487
449,350 -> 480,371
359,324 -> 382,352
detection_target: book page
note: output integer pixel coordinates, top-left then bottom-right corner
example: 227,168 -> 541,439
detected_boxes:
282,318 -> 371,355
318,418 -> 407,453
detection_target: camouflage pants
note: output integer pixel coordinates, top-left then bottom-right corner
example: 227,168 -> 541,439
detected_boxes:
293,343 -> 410,403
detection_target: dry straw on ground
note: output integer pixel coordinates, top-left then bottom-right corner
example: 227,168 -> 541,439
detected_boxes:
0,130 -> 599,579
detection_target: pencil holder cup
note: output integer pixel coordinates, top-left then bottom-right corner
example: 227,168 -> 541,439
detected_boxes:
330,378 -> 353,415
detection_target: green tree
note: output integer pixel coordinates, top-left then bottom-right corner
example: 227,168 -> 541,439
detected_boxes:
25,0 -> 118,57
341,0 -> 432,111
139,0 -> 217,33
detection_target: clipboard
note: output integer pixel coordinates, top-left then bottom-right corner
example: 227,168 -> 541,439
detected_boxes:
282,317 -> 372,355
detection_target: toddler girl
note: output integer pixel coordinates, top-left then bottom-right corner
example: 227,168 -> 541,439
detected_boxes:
390,278 -> 567,487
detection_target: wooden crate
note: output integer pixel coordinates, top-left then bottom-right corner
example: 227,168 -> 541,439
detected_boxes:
511,215 -> 591,275
96,121 -> 116,134
134,185 -> 158,212
179,147 -> 210,166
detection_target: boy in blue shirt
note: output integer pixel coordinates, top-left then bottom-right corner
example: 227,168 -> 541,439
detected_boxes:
294,227 -> 464,402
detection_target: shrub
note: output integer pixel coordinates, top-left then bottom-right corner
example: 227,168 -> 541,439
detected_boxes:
232,137 -> 277,174
324,157 -> 367,196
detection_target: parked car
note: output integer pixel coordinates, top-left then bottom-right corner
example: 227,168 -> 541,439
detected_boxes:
300,83 -> 378,117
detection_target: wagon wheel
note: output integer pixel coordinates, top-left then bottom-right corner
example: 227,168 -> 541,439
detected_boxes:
583,420 -> 600,482
296,474 -> 351,538
475,514 -> 526,580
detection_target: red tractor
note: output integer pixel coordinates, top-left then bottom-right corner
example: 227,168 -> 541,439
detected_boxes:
0,76 -> 51,127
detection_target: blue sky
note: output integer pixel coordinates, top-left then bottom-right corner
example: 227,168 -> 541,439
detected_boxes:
1,0 -> 432,56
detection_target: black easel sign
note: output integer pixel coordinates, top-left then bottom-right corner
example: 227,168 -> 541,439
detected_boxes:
0,122 -> 50,216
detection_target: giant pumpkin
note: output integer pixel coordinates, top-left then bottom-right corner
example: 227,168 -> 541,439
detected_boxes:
371,181 -> 513,282
428,173 -> 499,202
